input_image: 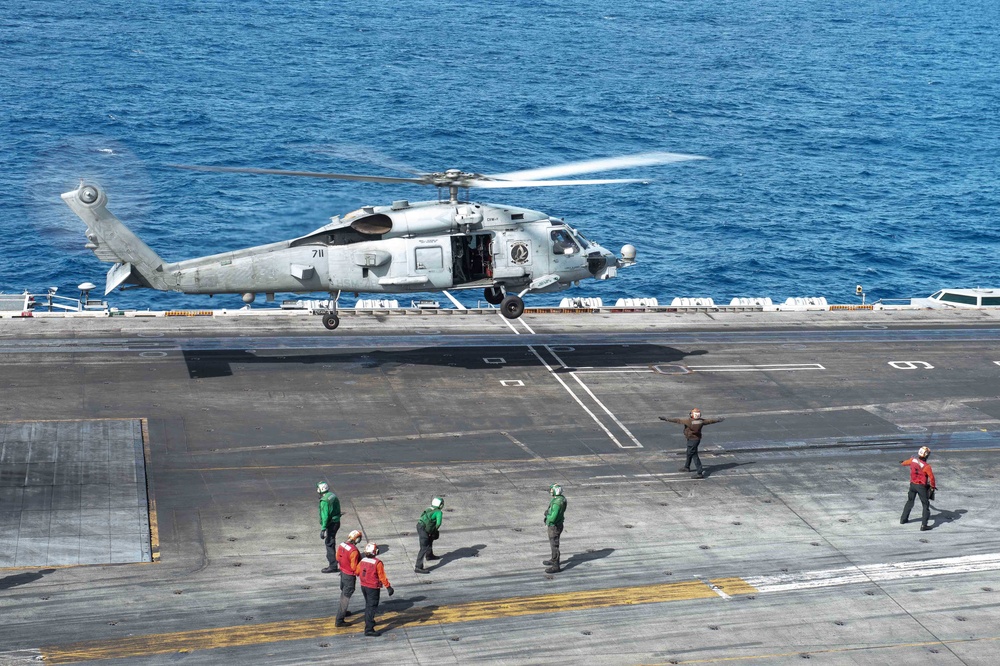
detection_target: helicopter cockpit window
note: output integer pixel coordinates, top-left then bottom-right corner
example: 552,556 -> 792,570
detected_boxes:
551,229 -> 579,255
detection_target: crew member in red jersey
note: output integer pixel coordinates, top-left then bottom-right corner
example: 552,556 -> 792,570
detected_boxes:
900,446 -> 937,531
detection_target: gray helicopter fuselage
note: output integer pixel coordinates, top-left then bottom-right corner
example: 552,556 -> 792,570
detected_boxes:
62,184 -> 620,298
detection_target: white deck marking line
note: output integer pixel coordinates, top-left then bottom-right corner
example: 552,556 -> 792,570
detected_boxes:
441,290 -> 467,310
498,313 -> 521,335
570,373 -> 643,448
544,345 -> 570,369
543,345 -> 643,449
527,345 -> 627,448
501,431 -> 542,459
687,363 -> 826,372
517,317 -> 536,335
709,582 -> 732,600
746,552 -> 1000,593
573,366 -> 655,375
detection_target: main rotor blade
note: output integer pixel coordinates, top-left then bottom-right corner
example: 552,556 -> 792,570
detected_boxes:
486,151 -> 707,182
170,164 -> 428,185
467,178 -> 645,188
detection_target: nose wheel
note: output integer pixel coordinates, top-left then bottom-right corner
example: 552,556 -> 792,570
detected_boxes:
500,295 -> 524,319
322,313 -> 340,330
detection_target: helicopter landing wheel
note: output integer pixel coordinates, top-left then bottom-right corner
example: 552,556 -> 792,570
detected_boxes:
500,295 -> 524,319
484,286 -> 504,305
322,313 -> 340,330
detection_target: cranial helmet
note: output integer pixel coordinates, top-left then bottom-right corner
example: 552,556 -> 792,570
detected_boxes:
431,497 -> 444,509
348,530 -> 363,543
317,481 -> 329,494
917,446 -> 931,459
364,542 -> 379,557
550,484 -> 562,496
691,408 -> 702,419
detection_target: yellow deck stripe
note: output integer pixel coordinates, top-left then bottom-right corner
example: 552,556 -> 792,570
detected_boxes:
42,578 -> 756,663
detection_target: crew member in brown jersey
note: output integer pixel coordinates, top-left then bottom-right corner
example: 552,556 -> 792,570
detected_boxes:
660,408 -> 725,479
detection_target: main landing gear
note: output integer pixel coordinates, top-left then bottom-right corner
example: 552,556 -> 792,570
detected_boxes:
500,295 -> 524,319
483,286 -> 504,305
485,286 -> 524,319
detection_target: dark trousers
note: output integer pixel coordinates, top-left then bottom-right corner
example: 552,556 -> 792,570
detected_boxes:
685,438 -> 703,474
324,521 -> 340,566
336,573 -> 356,623
901,483 -> 930,526
547,523 -> 563,564
415,523 -> 437,568
361,586 -> 381,633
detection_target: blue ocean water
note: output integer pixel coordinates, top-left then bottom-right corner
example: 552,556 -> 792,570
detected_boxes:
2,1 -> 999,310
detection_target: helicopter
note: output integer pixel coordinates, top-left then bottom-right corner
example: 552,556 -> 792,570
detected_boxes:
61,151 -> 705,329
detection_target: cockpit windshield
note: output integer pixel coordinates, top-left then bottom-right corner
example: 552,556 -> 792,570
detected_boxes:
551,228 -> 581,255
571,228 -> 592,248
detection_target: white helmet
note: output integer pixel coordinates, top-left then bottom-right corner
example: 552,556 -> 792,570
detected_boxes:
364,542 -> 379,557
690,408 -> 702,419
431,497 -> 444,509
347,530 -> 362,543
917,446 -> 931,459
316,481 -> 329,494
550,484 -> 562,496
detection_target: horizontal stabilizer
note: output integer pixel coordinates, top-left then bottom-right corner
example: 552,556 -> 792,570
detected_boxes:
105,262 -> 141,295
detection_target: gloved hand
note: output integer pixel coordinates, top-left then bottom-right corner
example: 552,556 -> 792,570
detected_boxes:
658,416 -> 668,421
320,530 -> 326,540
387,586 -> 394,597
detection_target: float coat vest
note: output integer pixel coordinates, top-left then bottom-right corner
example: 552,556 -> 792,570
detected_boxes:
336,541 -> 359,574
359,557 -> 384,589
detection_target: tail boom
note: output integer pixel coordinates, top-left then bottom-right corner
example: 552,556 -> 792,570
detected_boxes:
62,184 -> 170,294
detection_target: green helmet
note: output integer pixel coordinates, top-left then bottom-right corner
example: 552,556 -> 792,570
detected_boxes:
317,481 -> 329,494
550,484 -> 562,496
431,497 -> 444,509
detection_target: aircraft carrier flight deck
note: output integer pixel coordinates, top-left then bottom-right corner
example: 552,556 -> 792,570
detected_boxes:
2,307 -> 1000,664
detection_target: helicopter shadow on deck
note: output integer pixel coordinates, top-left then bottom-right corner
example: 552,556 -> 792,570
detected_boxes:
181,345 -> 709,380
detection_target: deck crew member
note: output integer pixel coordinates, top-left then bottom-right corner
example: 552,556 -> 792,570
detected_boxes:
358,542 -> 394,636
335,530 -> 363,627
660,408 -> 725,479
543,484 -> 567,574
414,496 -> 444,574
900,446 -> 937,531
317,482 -> 342,573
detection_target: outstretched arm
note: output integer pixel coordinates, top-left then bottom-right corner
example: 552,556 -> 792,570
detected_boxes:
659,417 -> 684,424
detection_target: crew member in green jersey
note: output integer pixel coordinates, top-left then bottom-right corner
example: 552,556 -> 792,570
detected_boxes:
317,481 -> 342,573
543,484 -> 567,574
414,496 -> 443,574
